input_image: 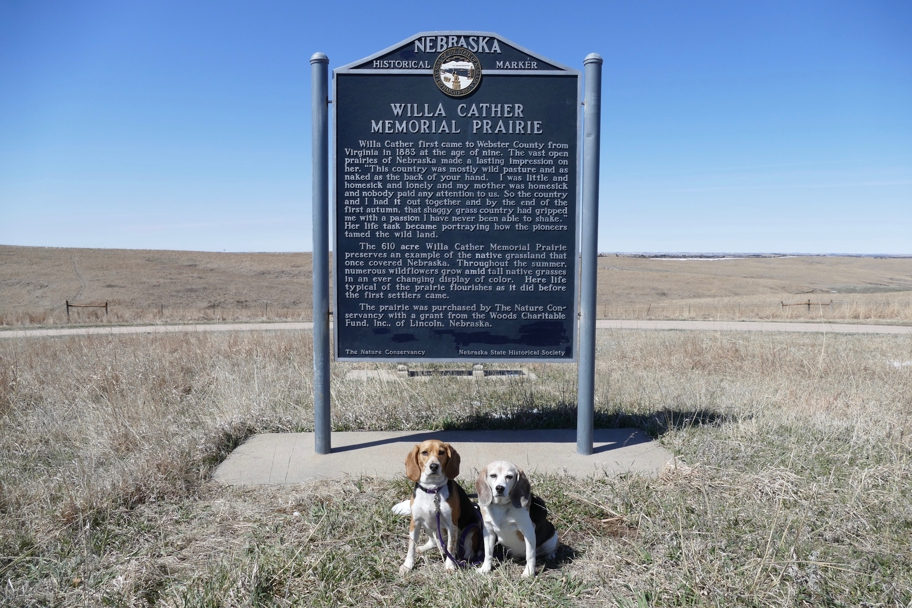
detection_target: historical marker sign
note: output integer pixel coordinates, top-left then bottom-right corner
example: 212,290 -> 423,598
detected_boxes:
334,32 -> 580,362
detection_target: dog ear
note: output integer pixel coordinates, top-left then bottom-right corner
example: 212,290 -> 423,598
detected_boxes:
443,443 -> 461,480
475,467 -> 492,506
404,445 -> 422,482
510,467 -> 532,510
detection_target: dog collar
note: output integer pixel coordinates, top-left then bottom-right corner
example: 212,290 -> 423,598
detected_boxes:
415,483 -> 442,494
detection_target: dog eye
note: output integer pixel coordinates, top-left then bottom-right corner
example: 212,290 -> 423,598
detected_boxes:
489,474 -> 497,479
505,475 -> 513,480
421,450 -> 428,455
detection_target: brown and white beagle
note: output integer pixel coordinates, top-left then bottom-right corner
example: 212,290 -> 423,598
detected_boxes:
475,460 -> 558,577
399,439 -> 481,574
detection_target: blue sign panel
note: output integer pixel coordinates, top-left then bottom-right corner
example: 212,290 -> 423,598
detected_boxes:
334,32 -> 580,362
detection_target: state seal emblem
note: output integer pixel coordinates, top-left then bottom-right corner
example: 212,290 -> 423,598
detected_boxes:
433,47 -> 481,97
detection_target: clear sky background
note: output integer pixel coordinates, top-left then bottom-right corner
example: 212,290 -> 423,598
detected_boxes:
1,1 -> 910,254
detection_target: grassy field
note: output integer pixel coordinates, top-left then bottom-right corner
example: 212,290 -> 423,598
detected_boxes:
597,255 -> 912,324
2,245 -> 911,326
2,328 -> 911,606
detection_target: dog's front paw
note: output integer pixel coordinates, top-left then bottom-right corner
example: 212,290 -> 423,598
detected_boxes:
399,561 -> 414,575
444,559 -> 457,571
521,563 -> 535,578
477,561 -> 492,574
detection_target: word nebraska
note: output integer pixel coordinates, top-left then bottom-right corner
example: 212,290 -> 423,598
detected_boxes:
414,36 -> 502,54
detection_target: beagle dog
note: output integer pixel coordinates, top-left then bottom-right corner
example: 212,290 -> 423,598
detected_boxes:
399,440 -> 480,574
475,460 -> 558,577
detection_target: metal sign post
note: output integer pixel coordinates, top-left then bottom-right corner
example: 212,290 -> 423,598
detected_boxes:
577,54 -> 603,455
311,53 -> 331,455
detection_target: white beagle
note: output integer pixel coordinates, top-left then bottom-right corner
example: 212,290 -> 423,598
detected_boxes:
399,439 -> 481,574
475,460 -> 558,577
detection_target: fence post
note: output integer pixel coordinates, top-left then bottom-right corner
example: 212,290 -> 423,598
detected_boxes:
66,300 -> 70,321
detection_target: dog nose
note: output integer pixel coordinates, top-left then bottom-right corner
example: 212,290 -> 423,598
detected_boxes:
429,463 -> 439,472
495,485 -> 505,494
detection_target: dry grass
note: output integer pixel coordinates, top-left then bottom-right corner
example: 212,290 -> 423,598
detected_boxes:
600,292 -> 912,324
1,329 -> 911,605
0,246 -> 315,326
597,255 -> 912,324
2,246 -> 911,326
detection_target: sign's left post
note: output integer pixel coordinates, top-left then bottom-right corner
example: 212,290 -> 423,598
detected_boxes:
311,53 -> 331,454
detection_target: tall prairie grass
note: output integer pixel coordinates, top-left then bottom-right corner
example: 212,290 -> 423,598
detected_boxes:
1,329 -> 911,605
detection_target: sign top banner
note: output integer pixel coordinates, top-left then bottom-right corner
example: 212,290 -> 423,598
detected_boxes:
338,31 -> 578,75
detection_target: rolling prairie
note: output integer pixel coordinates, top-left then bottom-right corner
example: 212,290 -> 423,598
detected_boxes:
1,245 -> 911,326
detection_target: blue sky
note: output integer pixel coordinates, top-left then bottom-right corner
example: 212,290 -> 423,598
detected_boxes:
1,1 -> 909,254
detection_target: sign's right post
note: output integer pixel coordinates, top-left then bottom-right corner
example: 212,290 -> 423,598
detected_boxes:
577,53 -> 603,455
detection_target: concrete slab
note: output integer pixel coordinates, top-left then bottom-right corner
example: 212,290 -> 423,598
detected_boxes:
212,429 -> 673,485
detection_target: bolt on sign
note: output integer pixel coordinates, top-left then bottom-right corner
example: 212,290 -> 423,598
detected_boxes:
334,32 -> 580,362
